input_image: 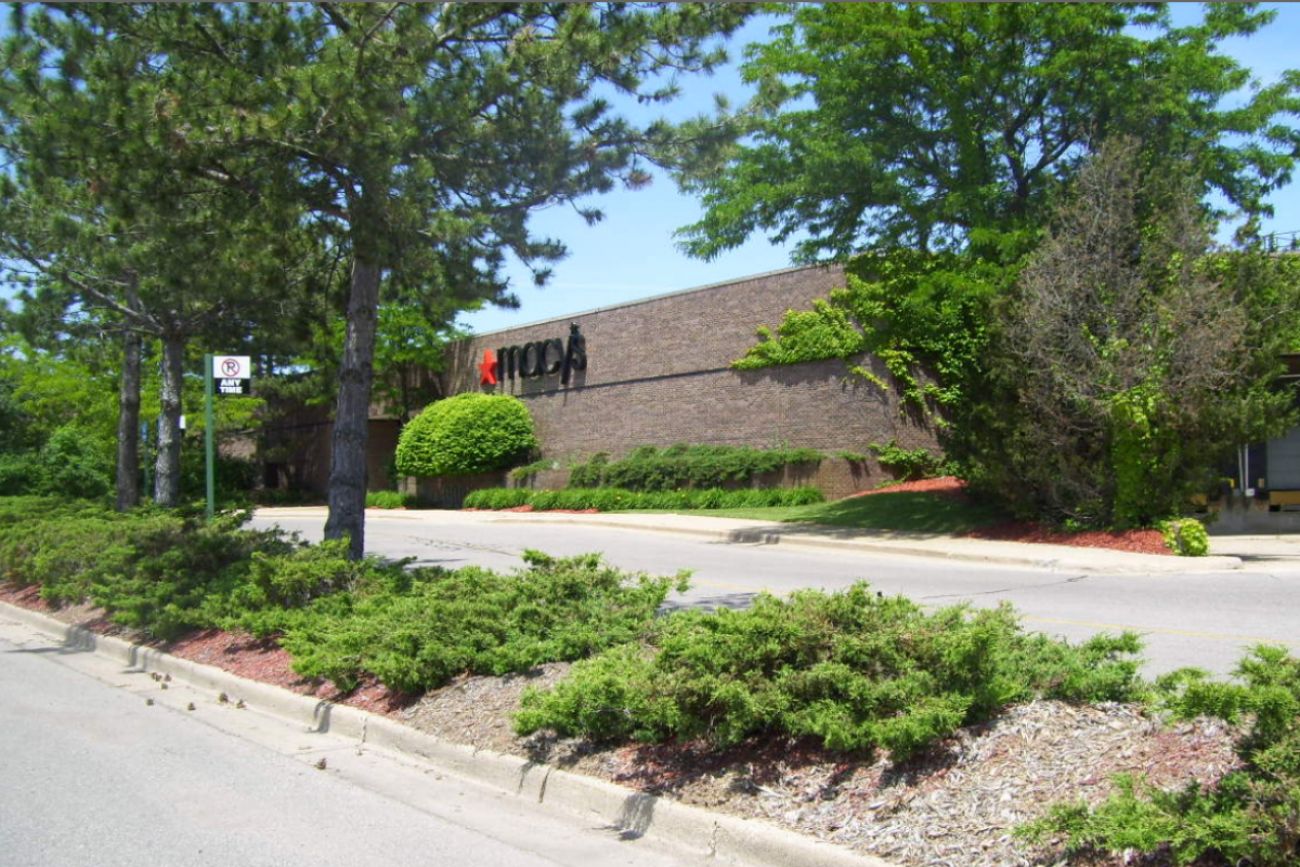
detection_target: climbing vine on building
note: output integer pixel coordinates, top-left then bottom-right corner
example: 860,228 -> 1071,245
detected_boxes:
732,243 -> 1025,429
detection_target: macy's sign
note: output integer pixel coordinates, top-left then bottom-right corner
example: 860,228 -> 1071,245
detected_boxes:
479,323 -> 587,387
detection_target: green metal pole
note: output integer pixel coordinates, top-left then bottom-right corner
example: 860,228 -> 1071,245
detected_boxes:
204,354 -> 215,521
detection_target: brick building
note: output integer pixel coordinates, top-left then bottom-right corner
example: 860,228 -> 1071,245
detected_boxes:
427,264 -> 937,500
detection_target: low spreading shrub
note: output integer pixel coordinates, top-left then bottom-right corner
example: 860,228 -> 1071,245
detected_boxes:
0,501 -> 293,640
1160,517 -> 1210,557
1022,645 -> 1300,865
0,499 -> 687,692
270,551 -> 689,694
567,444 -> 824,492
395,393 -> 537,477
515,585 -> 1143,759
462,486 -> 825,511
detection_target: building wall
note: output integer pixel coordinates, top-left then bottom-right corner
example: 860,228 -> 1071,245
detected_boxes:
260,408 -> 401,495
440,265 -> 938,497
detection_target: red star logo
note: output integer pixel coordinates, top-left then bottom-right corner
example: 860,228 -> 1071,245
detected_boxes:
478,348 -> 498,386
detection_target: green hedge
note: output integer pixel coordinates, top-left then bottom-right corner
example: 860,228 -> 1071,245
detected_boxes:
395,393 -> 537,477
365,490 -> 415,509
463,486 -> 825,511
568,444 -> 824,491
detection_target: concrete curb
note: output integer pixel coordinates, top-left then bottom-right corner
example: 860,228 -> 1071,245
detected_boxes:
489,515 -> 1245,574
1,599 -> 890,867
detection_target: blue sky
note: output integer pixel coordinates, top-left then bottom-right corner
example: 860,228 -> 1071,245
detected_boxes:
459,4 -> 1300,335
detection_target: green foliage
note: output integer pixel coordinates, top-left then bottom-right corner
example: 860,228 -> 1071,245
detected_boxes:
1160,518 -> 1210,558
567,453 -> 609,489
365,490 -> 415,509
0,499 -> 293,640
0,452 -> 39,496
273,551 -> 686,695
677,3 -> 1300,260
0,335 -> 121,445
567,444 -> 824,492
0,425 -> 114,500
463,488 -> 533,510
516,585 -> 1144,758
868,440 -> 948,482
1109,385 -> 1181,528
509,458 -> 560,482
395,393 -> 538,478
36,425 -> 114,500
730,299 -> 864,369
1026,646 -> 1300,865
463,487 -> 825,512
0,498 -> 683,693
180,449 -> 259,506
972,141 -> 1300,528
732,248 -> 1020,428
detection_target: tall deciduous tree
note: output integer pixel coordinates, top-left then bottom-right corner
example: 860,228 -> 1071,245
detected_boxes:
980,139 -> 1300,526
677,2 -> 1300,260
60,3 -> 747,556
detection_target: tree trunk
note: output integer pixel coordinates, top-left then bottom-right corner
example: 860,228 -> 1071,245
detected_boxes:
115,327 -> 142,511
324,259 -> 382,558
154,332 -> 185,508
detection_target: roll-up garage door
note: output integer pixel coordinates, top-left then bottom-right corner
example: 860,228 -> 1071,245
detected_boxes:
1267,425 -> 1300,489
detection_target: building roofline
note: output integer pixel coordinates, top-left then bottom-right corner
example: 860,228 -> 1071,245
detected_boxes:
460,263 -> 838,341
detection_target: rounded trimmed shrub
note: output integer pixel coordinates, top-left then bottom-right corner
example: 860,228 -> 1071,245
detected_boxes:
1161,517 -> 1210,557
395,393 -> 537,477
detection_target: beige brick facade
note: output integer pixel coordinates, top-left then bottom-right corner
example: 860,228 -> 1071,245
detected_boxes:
439,265 -> 938,499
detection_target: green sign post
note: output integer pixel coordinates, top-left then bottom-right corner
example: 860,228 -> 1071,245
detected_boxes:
205,354 -> 252,521
204,355 -> 215,520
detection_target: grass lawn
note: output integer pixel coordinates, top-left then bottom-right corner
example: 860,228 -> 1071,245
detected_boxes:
630,490 -> 1009,534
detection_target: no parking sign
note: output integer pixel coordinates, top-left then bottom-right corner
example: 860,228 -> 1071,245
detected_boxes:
213,355 -> 251,395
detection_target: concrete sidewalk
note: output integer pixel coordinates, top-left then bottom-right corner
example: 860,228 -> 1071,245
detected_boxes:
262,506 -> 1254,573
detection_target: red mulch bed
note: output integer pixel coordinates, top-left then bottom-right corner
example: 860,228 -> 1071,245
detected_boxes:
848,476 -> 970,498
968,522 -> 1169,555
0,582 -> 55,612
164,629 -> 414,715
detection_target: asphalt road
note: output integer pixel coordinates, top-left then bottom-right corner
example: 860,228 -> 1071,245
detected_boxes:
250,510 -> 1300,678
0,624 -> 709,867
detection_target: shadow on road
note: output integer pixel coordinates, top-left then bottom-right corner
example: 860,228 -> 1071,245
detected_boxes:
660,592 -> 758,613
